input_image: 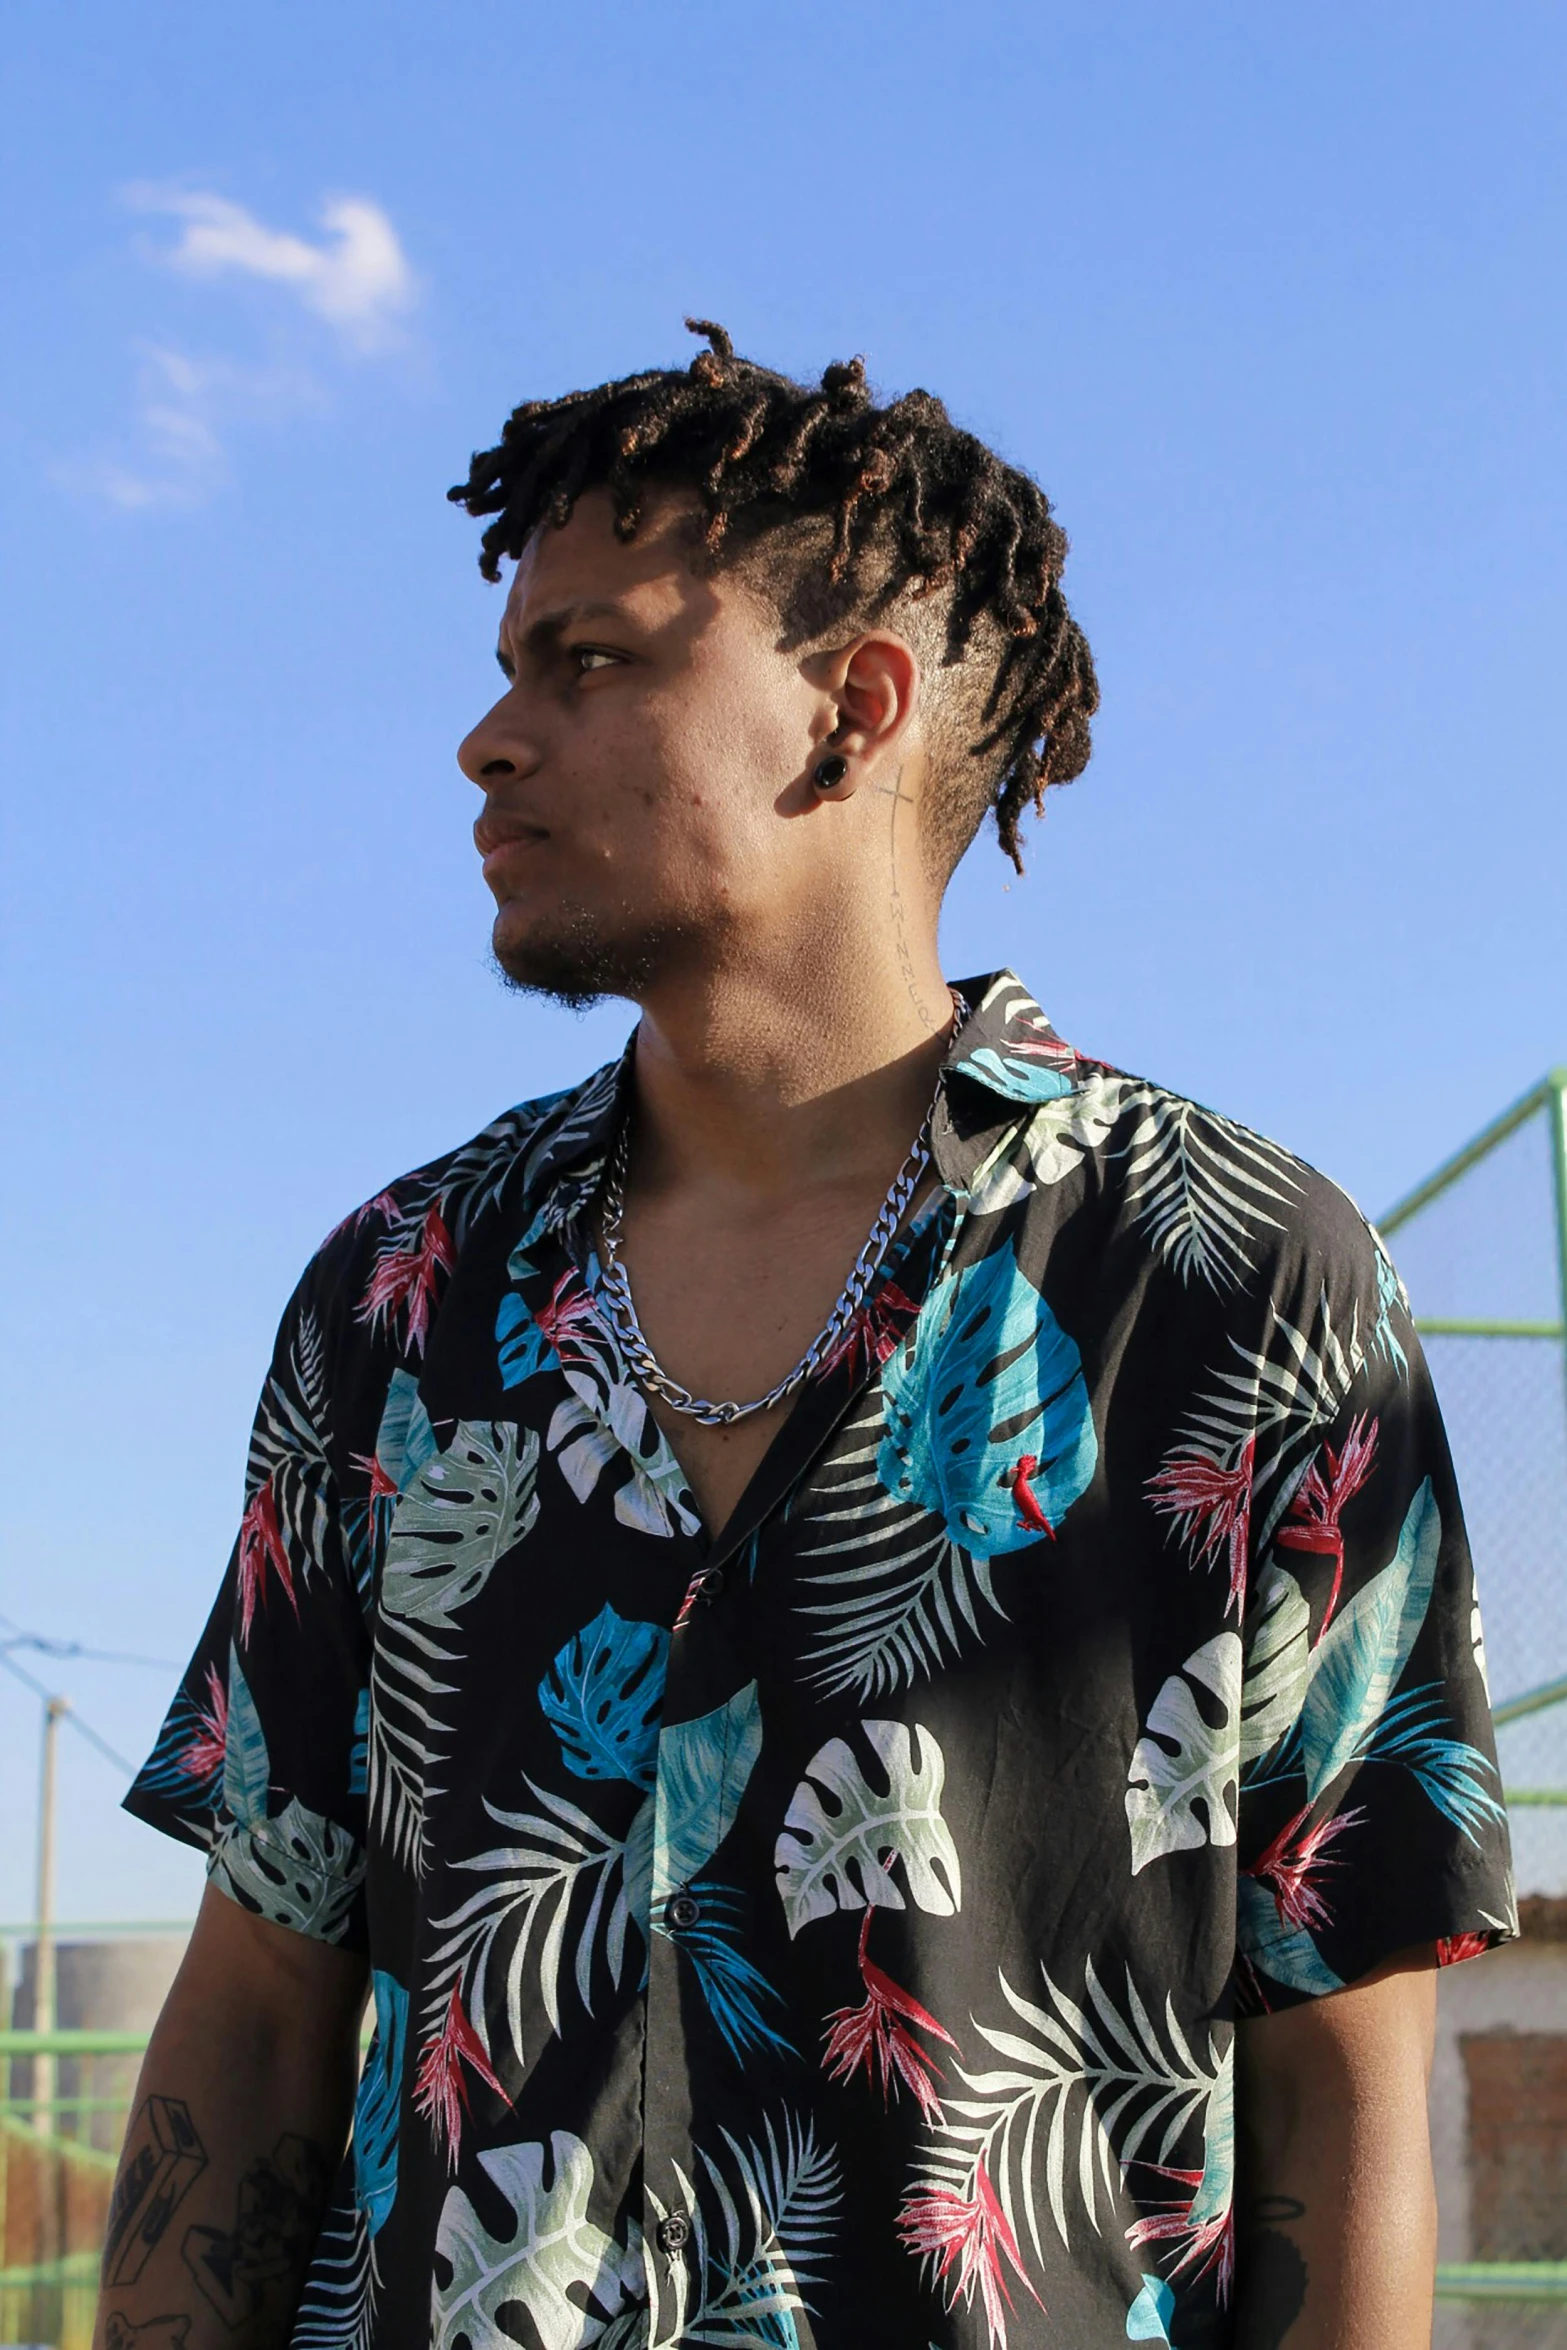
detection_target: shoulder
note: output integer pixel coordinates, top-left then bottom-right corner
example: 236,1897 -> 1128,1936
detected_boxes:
293,1056 -> 624,1354
1021,1054 -> 1408,1386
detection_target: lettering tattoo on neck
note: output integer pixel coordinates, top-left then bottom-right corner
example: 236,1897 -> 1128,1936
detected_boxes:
879,764 -> 938,1030
181,2131 -> 331,2331
1240,2193 -> 1309,2348
103,2095 -> 209,2286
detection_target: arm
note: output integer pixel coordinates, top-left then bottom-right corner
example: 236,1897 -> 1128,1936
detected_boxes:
95,1884 -> 368,2350
1233,1946 -> 1438,2350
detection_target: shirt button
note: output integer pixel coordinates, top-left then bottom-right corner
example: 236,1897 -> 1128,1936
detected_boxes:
657,2211 -> 692,2255
665,1892 -> 701,1932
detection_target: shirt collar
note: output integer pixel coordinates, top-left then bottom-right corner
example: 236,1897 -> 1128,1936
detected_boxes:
514,968 -> 1080,1238
934,969 -> 1087,1195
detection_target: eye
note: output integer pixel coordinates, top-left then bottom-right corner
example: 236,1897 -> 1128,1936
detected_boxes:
572,645 -> 623,674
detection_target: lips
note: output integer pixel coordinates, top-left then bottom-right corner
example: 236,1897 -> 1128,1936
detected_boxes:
475,813 -> 550,884
474,813 -> 549,859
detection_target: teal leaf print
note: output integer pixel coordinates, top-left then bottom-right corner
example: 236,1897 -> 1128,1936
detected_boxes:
223,1647 -> 270,1830
955,1044 -> 1076,1104
372,1368 -> 438,1495
1127,2274 -> 1176,2341
496,1292 -> 555,1389
1237,1878 -> 1343,1997
1363,1687 -> 1505,1842
878,1240 -> 1097,1558
1125,1632 -> 1242,1874
775,1719 -> 961,1936
354,1970 -> 409,2237
432,2132 -> 644,2350
652,1683 -> 763,1910
1300,1478 -> 1439,1802
539,1605 -> 669,1791
677,1883 -> 794,2061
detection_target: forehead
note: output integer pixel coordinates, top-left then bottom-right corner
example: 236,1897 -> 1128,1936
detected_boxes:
500,486 -> 712,634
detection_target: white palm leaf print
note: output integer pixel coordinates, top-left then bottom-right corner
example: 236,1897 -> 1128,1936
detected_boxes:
652,2112 -> 842,2348
421,1783 -> 637,2076
1173,1291 -> 1355,1544
247,1306 -> 333,1571
794,1398 -> 1003,1701
291,2200 -> 375,2350
369,1420 -> 541,1869
1119,1094 -> 1301,1292
918,1960 -> 1225,2270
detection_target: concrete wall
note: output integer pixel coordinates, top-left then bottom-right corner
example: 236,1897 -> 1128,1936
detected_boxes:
1432,1903 -> 1567,2350
6,1935 -> 188,2154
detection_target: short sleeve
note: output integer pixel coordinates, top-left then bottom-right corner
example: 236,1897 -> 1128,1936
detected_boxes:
1234,1267 -> 1517,2011
125,1268 -> 371,1950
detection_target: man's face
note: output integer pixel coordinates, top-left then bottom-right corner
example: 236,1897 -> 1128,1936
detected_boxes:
457,489 -> 828,1006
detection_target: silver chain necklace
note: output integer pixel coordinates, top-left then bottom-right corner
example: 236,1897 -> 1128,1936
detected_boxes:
596,991 -> 969,1428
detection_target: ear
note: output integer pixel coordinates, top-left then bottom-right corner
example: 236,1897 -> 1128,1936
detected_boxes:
808,632 -> 921,795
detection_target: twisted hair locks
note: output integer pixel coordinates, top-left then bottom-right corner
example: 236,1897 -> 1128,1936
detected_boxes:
449,322 -> 1099,873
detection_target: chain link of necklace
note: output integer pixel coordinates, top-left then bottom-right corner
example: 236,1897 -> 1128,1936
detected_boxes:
596,991 -> 969,1428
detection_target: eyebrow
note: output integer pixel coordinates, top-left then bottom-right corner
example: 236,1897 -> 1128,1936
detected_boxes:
496,599 -> 633,676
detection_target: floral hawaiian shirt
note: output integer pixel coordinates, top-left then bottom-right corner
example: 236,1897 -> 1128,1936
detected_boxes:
128,970 -> 1515,2350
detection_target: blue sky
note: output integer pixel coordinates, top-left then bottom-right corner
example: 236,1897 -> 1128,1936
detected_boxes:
3,1 -> 1564,1921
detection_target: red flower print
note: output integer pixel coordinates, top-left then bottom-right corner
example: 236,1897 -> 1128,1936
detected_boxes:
356,1205 -> 456,1357
899,2157 -> 1043,2350
413,1985 -> 504,2170
237,1479 -> 297,1642
1126,2166 -> 1235,2303
1277,1414 -> 1378,1632
535,1267 -> 605,1366
179,1664 -> 228,1786
1245,1802 -> 1365,1933
1007,1015 -> 1075,1068
321,1189 -> 401,1248
1437,1930 -> 1494,1967
816,1281 -> 922,1383
1146,1438 -> 1255,1617
822,1911 -> 958,2122
1006,1456 -> 1056,1540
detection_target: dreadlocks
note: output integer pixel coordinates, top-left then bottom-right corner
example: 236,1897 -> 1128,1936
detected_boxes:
448,321 -> 1098,873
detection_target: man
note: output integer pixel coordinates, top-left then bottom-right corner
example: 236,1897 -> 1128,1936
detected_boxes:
105,322 -> 1513,2350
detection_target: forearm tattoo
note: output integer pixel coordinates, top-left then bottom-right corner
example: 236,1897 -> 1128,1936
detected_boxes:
104,2317 -> 191,2350
1238,2194 -> 1309,2350
181,2133 -> 332,2331
103,2097 -> 210,2286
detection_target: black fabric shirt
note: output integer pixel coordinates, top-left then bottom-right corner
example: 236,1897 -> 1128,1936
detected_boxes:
129,970 -> 1515,2350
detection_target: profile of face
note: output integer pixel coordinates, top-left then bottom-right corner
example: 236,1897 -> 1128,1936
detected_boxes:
456,489 -> 921,1007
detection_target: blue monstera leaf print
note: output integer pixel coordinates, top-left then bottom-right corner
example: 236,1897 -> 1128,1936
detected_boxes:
877,1239 -> 1098,1556
538,1604 -> 670,1791
354,1969 -> 409,2237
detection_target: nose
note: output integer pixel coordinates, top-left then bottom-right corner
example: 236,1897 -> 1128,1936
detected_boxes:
457,690 -> 543,788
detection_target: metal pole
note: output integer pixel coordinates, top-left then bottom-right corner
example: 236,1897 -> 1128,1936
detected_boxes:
32,1693 -> 68,2136
1551,1073 -> 1567,1432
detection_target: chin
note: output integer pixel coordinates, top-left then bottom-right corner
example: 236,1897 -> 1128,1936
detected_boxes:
491,901 -> 694,1009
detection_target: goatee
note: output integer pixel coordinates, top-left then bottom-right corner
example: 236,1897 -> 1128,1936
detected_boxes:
491,904 -> 693,1011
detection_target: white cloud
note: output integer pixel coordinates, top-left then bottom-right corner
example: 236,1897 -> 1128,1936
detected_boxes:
83,343 -> 323,512
75,184 -> 415,512
125,187 -> 416,349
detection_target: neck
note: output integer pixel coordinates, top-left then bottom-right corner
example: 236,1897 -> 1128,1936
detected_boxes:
626,928 -> 954,1199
